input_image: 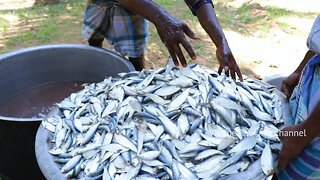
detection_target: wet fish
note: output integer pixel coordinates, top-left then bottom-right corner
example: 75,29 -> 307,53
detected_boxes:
43,62 -> 285,179
261,142 -> 275,176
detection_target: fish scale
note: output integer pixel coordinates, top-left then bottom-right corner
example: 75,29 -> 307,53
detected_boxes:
43,63 -> 285,179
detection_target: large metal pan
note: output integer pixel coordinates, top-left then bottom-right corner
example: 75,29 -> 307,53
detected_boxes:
34,73 -> 291,180
0,44 -> 134,180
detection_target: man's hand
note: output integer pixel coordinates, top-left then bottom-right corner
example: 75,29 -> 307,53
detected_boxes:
216,45 -> 243,81
278,124 -> 309,170
281,72 -> 300,99
116,0 -> 198,67
155,16 -> 199,67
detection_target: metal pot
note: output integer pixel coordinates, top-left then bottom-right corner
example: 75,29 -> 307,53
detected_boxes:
35,109 -> 66,180
34,72 -> 293,179
0,44 -> 134,179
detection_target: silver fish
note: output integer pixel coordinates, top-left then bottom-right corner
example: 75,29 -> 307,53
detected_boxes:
61,155 -> 82,173
261,142 -> 275,175
167,88 -> 190,112
43,63 -> 286,179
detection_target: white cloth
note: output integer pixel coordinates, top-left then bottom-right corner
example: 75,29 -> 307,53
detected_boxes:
307,16 -> 320,54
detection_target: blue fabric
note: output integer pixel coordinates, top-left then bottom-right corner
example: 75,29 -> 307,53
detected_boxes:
278,55 -> 320,179
290,55 -> 320,125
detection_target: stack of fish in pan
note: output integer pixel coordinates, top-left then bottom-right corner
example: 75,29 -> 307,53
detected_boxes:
42,62 -> 284,180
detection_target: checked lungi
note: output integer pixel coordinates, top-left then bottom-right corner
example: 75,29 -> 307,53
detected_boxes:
82,0 -> 149,58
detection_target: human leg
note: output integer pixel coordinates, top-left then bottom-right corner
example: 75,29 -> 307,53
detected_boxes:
129,55 -> 145,71
104,5 -> 148,71
82,2 -> 111,48
88,38 -> 104,48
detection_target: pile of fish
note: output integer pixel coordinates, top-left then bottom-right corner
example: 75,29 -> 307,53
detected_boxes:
42,62 -> 284,180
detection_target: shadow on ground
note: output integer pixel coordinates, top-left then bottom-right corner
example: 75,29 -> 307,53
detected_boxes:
0,0 -> 317,80
215,1 -> 318,36
0,0 -> 84,53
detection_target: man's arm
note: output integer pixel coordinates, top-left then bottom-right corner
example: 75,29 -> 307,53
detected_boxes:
184,0 -> 242,81
293,50 -> 316,74
281,50 -> 316,98
117,0 -> 198,67
278,101 -> 320,169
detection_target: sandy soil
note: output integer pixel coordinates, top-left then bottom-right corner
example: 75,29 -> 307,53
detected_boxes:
1,0 -> 319,80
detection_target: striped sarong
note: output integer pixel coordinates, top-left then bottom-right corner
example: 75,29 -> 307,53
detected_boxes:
277,55 -> 320,180
82,1 -> 149,58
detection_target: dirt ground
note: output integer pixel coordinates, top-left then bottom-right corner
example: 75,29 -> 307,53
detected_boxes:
1,0 -> 320,80
217,0 -> 320,79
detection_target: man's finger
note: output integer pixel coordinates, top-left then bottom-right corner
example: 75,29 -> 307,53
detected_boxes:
231,69 -> 236,80
280,84 -> 287,93
282,88 -> 289,99
183,23 -> 199,40
181,38 -> 196,60
166,44 -> 179,66
281,86 -> 291,99
218,65 -> 223,74
287,94 -> 292,99
174,45 -> 187,67
224,66 -> 230,77
236,67 -> 243,81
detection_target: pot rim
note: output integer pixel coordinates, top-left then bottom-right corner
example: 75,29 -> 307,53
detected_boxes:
0,44 -> 128,62
0,115 -> 43,122
0,44 -> 134,122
